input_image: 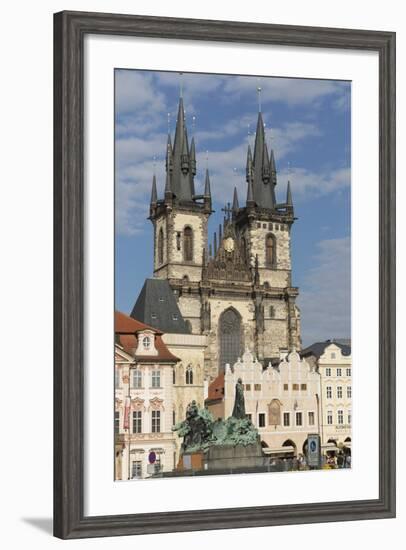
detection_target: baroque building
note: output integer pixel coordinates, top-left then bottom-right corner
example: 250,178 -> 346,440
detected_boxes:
301,340 -> 352,457
135,94 -> 302,380
114,311 -> 180,480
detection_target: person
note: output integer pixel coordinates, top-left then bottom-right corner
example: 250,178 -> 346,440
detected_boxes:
337,452 -> 344,469
345,453 -> 351,468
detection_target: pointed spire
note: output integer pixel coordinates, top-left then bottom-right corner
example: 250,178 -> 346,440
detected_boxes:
190,137 -> 196,175
219,223 -> 223,243
150,174 -> 157,206
170,96 -> 193,201
166,134 -> 173,173
232,187 -> 239,212
213,232 -> 217,256
270,148 -> 277,186
246,145 -> 253,183
204,168 -> 211,198
248,111 -> 275,209
246,179 -> 255,206
164,169 -> 172,204
286,180 -> 293,207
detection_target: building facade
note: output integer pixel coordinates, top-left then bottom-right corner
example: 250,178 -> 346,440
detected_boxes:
206,348 -> 321,457
141,95 -> 301,380
301,340 -> 352,455
114,311 -> 180,480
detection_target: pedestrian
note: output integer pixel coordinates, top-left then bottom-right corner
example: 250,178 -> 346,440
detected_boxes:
337,452 -> 344,469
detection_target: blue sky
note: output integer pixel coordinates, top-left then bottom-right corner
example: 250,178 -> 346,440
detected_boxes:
115,69 -> 351,347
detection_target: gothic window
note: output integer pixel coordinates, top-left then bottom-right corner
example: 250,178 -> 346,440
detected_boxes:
176,232 -> 181,250
185,365 -> 193,385
265,234 -> 276,267
269,305 -> 275,318
158,228 -> 164,265
219,308 -> 243,374
183,226 -> 193,261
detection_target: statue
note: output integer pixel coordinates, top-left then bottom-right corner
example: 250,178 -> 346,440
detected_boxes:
173,400 -> 213,452
232,377 -> 246,419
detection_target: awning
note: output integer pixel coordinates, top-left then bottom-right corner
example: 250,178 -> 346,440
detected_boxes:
263,446 -> 295,455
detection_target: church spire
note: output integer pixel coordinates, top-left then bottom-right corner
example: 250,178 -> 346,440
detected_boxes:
150,174 -> 157,206
170,96 -> 194,201
286,180 -> 293,208
232,187 -> 239,212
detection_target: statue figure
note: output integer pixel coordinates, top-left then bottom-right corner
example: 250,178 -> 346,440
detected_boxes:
173,400 -> 213,452
232,377 -> 246,419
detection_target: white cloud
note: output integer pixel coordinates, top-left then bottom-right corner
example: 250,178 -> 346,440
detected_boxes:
224,76 -> 348,107
298,237 -> 351,346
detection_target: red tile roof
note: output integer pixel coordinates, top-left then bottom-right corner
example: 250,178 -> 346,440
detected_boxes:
115,311 -> 179,363
207,374 -> 225,401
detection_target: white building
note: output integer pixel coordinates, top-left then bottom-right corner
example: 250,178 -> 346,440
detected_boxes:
206,348 -> 321,457
114,311 -> 180,480
301,340 -> 352,457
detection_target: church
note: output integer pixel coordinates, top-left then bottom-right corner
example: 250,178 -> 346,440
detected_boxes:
131,95 -> 302,380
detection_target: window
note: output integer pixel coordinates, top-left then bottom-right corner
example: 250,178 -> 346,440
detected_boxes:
283,383 -> 289,391
176,232 -> 181,250
142,336 -> 151,350
346,368 -> 351,376
347,385 -> 352,398
132,411 -> 142,433
131,461 -> 142,479
245,383 -> 251,391
152,410 -> 161,433
326,368 -> 331,377
301,383 -> 307,391
186,366 -> 193,385
183,226 -> 193,261
269,223 -> 273,230
158,228 -> 164,265
258,413 -> 266,427
293,383 -> 299,391
265,234 -> 276,266
151,313 -> 157,320
326,386 -> 332,399
172,369 -> 176,385
257,222 -> 261,228
254,383 -> 261,391
132,368 -> 142,389
336,368 -> 342,376
172,410 -> 176,425
151,370 -> 161,388
269,306 -> 275,318
337,386 -> 343,399
331,352 -> 336,359
246,413 -> 252,422
114,411 -> 120,433
327,411 -> 333,425
348,410 -> 352,424
115,368 -> 120,388
295,412 -> 303,426
172,313 -> 178,321
283,412 -> 290,426
308,411 -> 315,426
337,410 -> 344,424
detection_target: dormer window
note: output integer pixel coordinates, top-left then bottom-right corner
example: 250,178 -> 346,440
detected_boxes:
172,314 -> 178,321
142,336 -> 151,350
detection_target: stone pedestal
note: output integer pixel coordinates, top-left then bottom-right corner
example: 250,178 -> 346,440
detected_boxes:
205,442 -> 264,471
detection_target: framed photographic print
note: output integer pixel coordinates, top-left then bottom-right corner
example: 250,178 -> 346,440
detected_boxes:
54,10 -> 396,539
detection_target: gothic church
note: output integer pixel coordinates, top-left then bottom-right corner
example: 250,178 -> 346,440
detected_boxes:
131,95 -> 301,380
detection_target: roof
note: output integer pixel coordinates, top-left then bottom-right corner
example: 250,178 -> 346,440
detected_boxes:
300,339 -> 351,359
130,279 -> 191,335
115,310 -> 179,363
206,374 -> 225,402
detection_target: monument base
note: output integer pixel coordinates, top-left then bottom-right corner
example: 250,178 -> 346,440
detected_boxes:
204,442 -> 264,471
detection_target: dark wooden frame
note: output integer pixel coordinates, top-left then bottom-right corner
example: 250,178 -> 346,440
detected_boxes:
54,10 -> 396,539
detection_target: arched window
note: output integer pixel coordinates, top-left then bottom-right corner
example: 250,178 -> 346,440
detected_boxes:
219,308 -> 243,374
183,226 -> 193,261
269,305 -> 275,318
158,228 -> 164,265
172,368 -> 176,385
186,365 -> 193,385
268,399 -> 281,426
265,234 -> 276,267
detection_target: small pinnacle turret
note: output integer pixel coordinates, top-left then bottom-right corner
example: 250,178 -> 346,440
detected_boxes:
232,187 -> 239,212
150,174 -> 157,206
286,180 -> 293,207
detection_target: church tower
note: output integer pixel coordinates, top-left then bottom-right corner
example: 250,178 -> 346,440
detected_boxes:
149,97 -> 212,289
136,92 -> 301,380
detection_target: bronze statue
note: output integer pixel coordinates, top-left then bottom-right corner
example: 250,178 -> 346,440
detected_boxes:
232,377 -> 246,419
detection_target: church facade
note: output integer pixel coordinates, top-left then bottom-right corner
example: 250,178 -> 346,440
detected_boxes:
139,96 -> 301,380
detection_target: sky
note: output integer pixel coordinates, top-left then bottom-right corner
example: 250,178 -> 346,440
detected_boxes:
115,69 -> 351,347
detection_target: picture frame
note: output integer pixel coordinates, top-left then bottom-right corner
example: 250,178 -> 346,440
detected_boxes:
54,10 -> 396,539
